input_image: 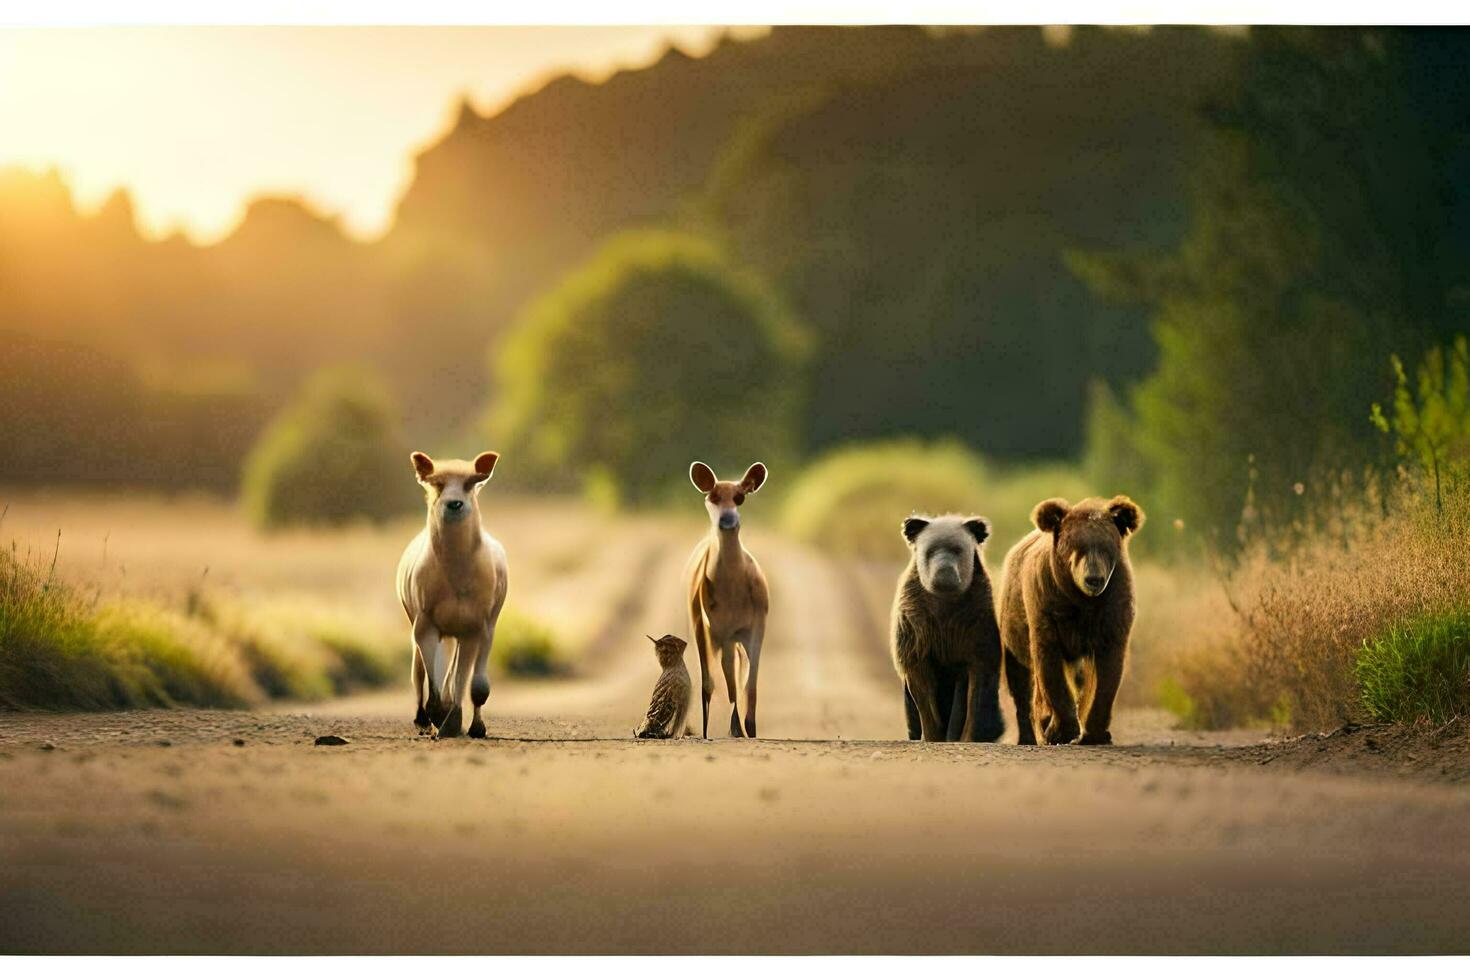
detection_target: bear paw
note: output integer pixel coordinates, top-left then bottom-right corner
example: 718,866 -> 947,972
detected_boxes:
1043,718 -> 1080,745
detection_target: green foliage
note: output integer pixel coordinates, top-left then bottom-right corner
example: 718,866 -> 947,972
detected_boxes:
492,608 -> 567,677
780,439 -> 1092,562
493,230 -> 811,504
702,28 -> 1227,457
193,596 -> 338,701
1357,607 -> 1470,725
93,601 -> 262,707
1074,29 -> 1470,547
0,542 -> 258,710
1082,379 -> 1153,506
242,365 -> 418,529
1372,335 -> 1470,509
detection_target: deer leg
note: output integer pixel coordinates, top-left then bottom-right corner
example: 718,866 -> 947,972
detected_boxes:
721,639 -> 742,738
692,606 -> 712,739
438,636 -> 476,739
741,623 -> 764,738
412,638 -> 431,734
413,620 -> 447,727
469,624 -> 494,739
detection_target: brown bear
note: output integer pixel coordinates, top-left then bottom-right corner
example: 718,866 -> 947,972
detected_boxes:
998,496 -> 1144,745
890,515 -> 1004,742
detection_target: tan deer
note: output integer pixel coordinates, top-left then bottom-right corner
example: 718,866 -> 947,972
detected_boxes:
396,451 -> 508,739
685,461 -> 770,738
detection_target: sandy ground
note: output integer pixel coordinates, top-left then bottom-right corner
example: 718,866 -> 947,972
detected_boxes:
4,531 -> 1470,953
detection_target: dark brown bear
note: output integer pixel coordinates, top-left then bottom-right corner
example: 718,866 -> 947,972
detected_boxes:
890,515 -> 1004,742
998,496 -> 1144,745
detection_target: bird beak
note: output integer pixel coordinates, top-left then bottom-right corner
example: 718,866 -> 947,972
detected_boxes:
645,634 -> 656,643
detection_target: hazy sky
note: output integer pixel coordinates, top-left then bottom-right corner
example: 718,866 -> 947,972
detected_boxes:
0,26 -> 762,243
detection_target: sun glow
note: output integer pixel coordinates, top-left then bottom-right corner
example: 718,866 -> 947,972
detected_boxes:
0,26 -> 759,244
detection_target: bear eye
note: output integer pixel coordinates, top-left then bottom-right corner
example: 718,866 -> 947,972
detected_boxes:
733,492 -> 745,506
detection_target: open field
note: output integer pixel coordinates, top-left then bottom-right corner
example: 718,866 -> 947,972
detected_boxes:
3,491 -> 1470,953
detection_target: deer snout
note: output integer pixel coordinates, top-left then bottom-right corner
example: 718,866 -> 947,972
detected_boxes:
445,500 -> 464,513
718,509 -> 740,531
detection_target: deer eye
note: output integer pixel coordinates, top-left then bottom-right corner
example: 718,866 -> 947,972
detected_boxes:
733,492 -> 746,506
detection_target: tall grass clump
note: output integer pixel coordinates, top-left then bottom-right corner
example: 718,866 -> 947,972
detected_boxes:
0,539 -> 256,710
1357,608 -> 1470,725
218,597 -> 400,692
1157,479 -> 1470,731
93,600 -> 262,707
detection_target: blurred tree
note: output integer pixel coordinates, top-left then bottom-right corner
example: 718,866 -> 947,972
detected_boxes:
491,231 -> 810,504
1074,28 -> 1470,543
241,365 -> 418,529
700,26 -> 1235,458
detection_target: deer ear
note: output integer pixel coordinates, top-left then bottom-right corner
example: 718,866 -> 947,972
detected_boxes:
1108,495 -> 1144,536
1032,498 -> 1069,534
473,452 -> 499,476
411,452 -> 435,480
902,516 -> 930,544
690,461 -> 717,493
739,462 -> 768,494
963,517 -> 991,544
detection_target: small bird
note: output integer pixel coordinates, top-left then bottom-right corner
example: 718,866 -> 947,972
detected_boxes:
635,634 -> 691,739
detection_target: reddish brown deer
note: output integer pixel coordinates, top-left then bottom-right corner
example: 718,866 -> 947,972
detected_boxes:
685,461 -> 770,738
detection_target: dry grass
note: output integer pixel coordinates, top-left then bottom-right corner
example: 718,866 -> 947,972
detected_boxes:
0,488 -> 688,710
1151,479 -> 1470,731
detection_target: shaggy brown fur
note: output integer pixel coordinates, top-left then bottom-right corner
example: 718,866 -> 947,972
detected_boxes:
998,496 -> 1143,745
890,515 -> 1004,742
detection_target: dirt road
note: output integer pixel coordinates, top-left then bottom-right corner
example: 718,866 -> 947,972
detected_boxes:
3,533 -> 1470,954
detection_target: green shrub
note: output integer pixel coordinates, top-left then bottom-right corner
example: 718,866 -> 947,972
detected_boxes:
0,540 -> 135,710
0,542 -> 258,710
492,608 -> 567,677
242,364 -> 418,529
781,439 -> 1093,562
491,230 -> 811,504
194,596 -> 337,701
236,598 -> 400,691
1357,607 -> 1470,725
94,601 -> 261,708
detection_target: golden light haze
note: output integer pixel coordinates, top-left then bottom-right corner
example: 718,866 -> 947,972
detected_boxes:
0,26 -> 759,243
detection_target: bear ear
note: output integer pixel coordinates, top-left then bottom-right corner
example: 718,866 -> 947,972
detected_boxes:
1108,495 -> 1144,537
739,462 -> 768,494
963,517 -> 990,544
411,452 -> 435,481
901,516 -> 930,545
1032,498 -> 1069,534
690,461 -> 717,493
